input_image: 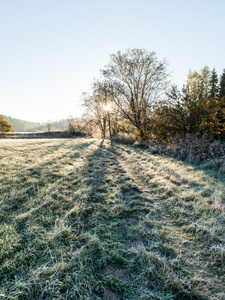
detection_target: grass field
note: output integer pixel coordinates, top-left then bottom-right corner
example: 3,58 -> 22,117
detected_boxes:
0,138 -> 224,300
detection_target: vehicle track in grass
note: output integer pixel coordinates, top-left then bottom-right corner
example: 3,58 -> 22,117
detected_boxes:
0,138 -> 224,299
100,140 -> 225,299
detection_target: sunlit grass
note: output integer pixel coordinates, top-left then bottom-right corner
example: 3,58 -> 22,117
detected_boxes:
0,138 -> 224,299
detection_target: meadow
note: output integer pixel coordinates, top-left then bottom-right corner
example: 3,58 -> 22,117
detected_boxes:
0,138 -> 224,300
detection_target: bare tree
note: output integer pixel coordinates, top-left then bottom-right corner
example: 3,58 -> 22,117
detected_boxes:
102,48 -> 169,139
46,121 -> 53,133
83,81 -> 116,138
66,117 -> 78,134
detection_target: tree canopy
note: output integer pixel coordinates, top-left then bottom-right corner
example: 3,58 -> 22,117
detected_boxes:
101,48 -> 169,139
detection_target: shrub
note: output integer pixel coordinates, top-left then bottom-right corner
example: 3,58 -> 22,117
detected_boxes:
148,134 -> 225,166
111,132 -> 136,145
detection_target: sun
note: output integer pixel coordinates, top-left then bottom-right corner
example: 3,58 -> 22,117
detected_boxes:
103,103 -> 112,112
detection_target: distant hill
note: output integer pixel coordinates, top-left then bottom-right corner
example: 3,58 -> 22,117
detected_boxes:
3,116 -> 36,132
3,115 -> 67,132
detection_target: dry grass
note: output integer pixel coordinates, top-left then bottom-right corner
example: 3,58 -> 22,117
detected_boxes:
148,134 -> 225,171
0,138 -> 224,299
111,133 -> 136,145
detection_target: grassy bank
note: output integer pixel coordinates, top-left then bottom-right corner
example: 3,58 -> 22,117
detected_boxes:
0,138 -> 224,299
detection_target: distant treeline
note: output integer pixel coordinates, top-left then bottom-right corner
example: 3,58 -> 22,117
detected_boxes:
3,116 -> 67,132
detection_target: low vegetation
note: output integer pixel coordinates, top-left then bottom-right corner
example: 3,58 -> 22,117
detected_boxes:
0,138 -> 224,299
148,134 -> 225,171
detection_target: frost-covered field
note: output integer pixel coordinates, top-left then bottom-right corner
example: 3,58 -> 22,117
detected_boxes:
0,138 -> 224,299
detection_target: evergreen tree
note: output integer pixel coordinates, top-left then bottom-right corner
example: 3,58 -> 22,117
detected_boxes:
186,66 -> 211,101
0,115 -> 13,134
152,66 -> 225,139
219,69 -> 225,98
209,67 -> 219,98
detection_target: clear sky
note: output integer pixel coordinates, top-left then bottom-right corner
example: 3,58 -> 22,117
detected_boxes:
1,0 -> 225,123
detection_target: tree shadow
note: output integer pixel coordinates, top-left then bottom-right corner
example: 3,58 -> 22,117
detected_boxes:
0,138 -> 213,299
75,139 -> 205,299
0,140 -> 96,224
120,143 -> 225,187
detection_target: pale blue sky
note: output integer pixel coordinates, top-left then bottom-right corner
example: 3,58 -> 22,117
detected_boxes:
1,0 -> 225,123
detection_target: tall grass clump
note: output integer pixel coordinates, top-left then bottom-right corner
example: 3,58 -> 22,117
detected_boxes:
111,132 -> 136,145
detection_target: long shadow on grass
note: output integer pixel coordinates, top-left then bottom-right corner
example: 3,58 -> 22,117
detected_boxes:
65,139 -> 204,300
0,140 -> 95,224
110,142 -> 215,299
0,139 -> 210,299
114,143 -> 225,228
0,140 -> 98,296
65,139 -> 147,298
129,143 -> 225,186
